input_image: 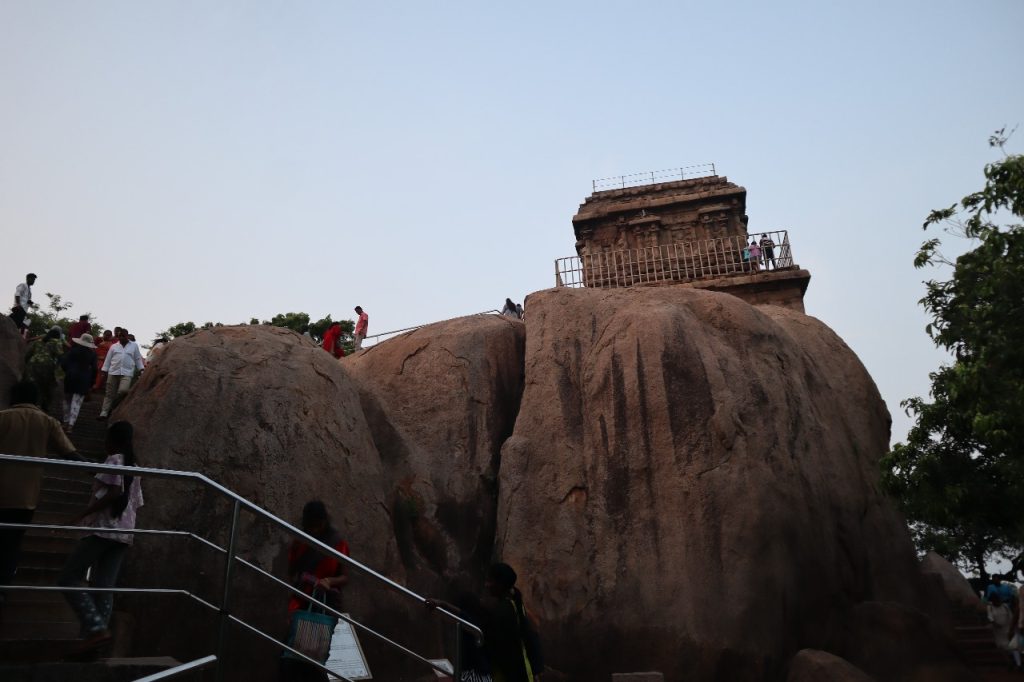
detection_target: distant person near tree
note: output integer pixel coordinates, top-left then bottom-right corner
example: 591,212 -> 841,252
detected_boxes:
10,273 -> 36,336
25,327 -> 65,415
61,333 -> 98,432
0,381 -> 81,605
146,338 -> 169,365
58,420 -> 144,652
759,233 -> 776,270
353,306 -> 368,350
93,330 -> 114,392
986,575 -> 1016,605
68,315 -> 91,344
98,328 -> 145,421
321,322 -> 345,359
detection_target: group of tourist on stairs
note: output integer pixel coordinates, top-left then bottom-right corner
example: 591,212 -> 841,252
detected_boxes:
0,380 -> 144,653
11,273 -> 152,432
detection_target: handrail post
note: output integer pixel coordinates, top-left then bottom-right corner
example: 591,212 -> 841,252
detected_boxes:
453,622 -> 463,682
216,499 -> 241,682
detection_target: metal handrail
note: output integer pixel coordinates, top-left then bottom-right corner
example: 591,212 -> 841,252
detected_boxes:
357,309 -> 502,348
592,163 -> 716,191
0,519 -> 462,676
134,655 -> 217,682
0,453 -> 482,681
555,229 -> 794,289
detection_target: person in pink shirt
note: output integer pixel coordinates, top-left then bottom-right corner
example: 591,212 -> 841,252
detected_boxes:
353,306 -> 368,350
58,421 -> 144,650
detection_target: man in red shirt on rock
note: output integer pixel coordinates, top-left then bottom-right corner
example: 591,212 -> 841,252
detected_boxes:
353,306 -> 368,350
67,315 -> 91,343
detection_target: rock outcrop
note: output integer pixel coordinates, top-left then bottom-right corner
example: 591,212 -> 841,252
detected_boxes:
495,286 -> 955,680
786,649 -> 876,682
112,325 -> 402,676
346,314 -> 525,591
94,287 -> 969,681
921,552 -> 983,610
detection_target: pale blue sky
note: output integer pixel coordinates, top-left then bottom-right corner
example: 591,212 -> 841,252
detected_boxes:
2,1 -> 1022,444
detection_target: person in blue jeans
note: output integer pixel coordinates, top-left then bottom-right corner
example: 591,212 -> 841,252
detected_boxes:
58,421 -> 144,650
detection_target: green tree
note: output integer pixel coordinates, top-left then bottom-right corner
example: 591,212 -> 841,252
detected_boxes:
882,129 -> 1024,579
26,292 -> 102,339
158,313 -> 355,348
161,321 -> 197,339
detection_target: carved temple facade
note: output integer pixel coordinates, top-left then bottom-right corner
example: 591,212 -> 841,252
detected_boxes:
556,172 -> 812,312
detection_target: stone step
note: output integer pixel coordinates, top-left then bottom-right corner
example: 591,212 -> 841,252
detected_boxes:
0,656 -> 182,682
42,476 -> 94,495
0,617 -> 80,640
19,533 -> 80,554
0,597 -> 78,625
11,563 -> 61,585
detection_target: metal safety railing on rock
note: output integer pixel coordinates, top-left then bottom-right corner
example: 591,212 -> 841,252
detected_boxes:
591,163 -> 717,192
359,309 -> 502,348
0,454 -> 482,682
554,230 -> 795,289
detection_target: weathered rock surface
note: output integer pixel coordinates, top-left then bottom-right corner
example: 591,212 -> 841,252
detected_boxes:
921,552 -> 983,610
0,316 -> 24,408
829,601 -> 975,682
786,649 -> 876,682
346,314 -> 525,591
112,325 -> 402,677
495,286 -> 940,680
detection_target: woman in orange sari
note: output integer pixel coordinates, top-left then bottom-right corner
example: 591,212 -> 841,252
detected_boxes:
92,330 -> 113,391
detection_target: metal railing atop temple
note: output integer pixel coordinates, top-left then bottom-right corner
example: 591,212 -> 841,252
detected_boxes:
554,230 -> 795,289
591,163 -> 717,192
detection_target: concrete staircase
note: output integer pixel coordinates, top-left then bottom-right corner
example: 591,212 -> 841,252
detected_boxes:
0,391 -> 178,678
952,606 -> 1019,674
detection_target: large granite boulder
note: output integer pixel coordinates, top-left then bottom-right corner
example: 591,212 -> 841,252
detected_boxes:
0,315 -> 24,407
921,552 -> 983,610
786,649 -> 876,682
112,325 -> 403,678
345,314 -> 525,592
495,286 -> 939,680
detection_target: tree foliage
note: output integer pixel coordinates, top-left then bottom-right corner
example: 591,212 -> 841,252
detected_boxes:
882,129 -> 1024,578
160,313 -> 356,353
25,293 -> 102,339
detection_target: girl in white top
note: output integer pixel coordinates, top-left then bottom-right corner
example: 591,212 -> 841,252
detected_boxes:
58,421 -> 144,649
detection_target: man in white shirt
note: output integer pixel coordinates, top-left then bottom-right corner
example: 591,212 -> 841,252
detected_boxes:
98,328 -> 145,420
10,273 -> 36,333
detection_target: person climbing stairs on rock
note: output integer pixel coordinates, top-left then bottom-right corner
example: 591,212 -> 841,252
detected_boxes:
57,421 -> 143,652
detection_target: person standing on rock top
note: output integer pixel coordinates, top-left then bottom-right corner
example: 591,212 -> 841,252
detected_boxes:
759,233 -> 777,270
747,238 -> 761,273
353,306 -> 368,350
98,328 -> 145,421
10,272 -> 35,337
